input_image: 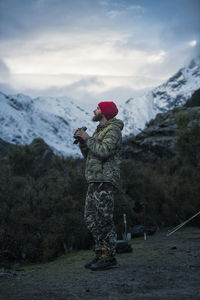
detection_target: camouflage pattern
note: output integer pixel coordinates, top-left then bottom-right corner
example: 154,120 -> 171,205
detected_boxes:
84,182 -> 116,256
79,118 -> 124,187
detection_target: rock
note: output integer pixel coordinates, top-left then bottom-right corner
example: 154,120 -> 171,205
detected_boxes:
184,88 -> 200,107
123,105 -> 200,162
170,246 -> 177,250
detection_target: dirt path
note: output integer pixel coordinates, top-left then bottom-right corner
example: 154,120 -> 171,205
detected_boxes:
1,227 -> 200,300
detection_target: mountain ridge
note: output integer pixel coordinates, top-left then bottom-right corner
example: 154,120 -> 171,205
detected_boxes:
119,55 -> 200,136
0,56 -> 200,156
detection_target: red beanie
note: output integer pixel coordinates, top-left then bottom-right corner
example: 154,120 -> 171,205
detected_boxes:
98,101 -> 118,120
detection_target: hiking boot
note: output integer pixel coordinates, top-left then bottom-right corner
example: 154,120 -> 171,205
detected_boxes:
90,257 -> 117,271
84,249 -> 102,269
84,256 -> 100,269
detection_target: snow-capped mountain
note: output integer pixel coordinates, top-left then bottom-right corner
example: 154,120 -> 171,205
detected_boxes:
119,55 -> 200,136
0,93 -> 96,156
0,55 -> 200,156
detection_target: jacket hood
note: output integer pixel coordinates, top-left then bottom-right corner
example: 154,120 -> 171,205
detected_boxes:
96,118 -> 124,132
106,118 -> 124,131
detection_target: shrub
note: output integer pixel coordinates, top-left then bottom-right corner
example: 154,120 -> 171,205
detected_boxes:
1,126 -> 200,265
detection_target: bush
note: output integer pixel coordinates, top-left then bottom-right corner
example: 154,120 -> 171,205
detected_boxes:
1,126 -> 200,265
0,152 -> 90,263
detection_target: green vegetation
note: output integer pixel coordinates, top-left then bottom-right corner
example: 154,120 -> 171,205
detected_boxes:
0,140 -> 91,263
0,97 -> 200,265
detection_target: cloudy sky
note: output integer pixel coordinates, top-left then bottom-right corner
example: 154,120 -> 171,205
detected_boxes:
0,0 -> 199,105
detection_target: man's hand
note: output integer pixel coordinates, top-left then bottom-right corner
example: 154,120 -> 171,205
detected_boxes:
74,129 -> 90,141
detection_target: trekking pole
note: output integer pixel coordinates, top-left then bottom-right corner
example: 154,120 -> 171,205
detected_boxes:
166,210 -> 200,237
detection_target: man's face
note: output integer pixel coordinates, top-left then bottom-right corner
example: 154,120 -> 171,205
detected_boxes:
92,106 -> 103,122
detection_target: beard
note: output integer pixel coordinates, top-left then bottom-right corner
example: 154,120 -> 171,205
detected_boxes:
92,112 -> 103,122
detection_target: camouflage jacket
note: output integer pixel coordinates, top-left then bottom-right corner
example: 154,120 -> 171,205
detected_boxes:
79,118 -> 124,187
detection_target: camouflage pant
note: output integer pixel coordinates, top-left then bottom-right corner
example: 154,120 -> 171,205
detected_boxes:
84,182 -> 116,256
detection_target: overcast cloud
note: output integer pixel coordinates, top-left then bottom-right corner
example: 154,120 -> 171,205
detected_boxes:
0,0 -> 199,104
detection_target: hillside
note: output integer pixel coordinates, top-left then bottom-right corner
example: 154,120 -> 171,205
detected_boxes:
0,92 -> 96,157
123,103 -> 200,162
119,55 -> 200,136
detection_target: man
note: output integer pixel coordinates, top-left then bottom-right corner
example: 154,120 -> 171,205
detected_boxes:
74,101 -> 124,271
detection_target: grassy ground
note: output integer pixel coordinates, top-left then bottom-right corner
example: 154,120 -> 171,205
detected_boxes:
0,227 -> 200,300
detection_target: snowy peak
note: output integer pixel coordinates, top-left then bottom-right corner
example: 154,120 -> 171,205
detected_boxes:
0,92 -> 95,156
152,55 -> 200,111
0,56 -> 200,156
120,56 -> 200,136
1,92 -> 33,111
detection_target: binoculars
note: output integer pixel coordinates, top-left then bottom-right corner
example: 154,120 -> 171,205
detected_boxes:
73,127 -> 87,144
